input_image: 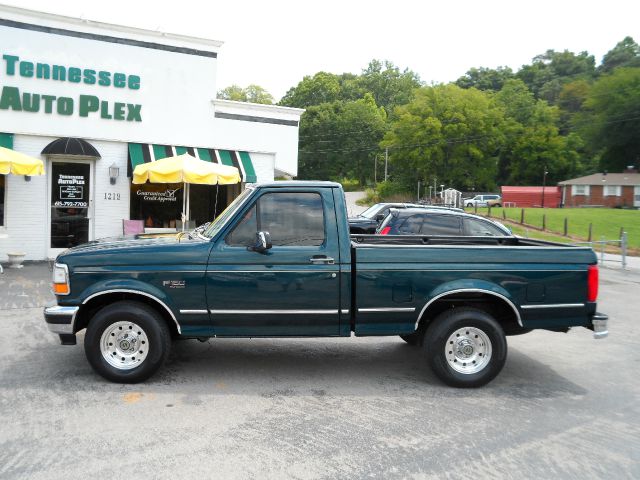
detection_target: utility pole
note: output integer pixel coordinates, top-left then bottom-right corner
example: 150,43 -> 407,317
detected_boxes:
373,155 -> 377,184
542,165 -> 548,208
417,181 -> 421,201
384,147 -> 388,182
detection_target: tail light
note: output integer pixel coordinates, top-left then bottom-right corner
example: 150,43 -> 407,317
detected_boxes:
587,264 -> 598,302
379,226 -> 391,235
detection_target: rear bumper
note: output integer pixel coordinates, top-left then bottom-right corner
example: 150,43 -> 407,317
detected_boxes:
591,312 -> 608,339
44,305 -> 79,335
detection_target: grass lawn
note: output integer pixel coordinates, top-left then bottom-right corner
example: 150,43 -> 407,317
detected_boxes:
469,207 -> 640,250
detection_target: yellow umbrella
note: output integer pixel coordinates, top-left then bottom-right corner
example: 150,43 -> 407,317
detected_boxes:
0,146 -> 45,176
132,153 -> 240,185
132,153 -> 241,231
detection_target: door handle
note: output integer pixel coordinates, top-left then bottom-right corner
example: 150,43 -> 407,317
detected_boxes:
309,255 -> 335,265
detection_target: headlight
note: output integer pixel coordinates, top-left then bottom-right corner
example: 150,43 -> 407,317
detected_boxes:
52,263 -> 70,295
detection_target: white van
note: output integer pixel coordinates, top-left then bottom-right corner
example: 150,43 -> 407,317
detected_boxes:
464,194 -> 501,207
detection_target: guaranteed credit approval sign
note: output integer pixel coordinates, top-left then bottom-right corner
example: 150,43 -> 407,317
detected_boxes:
0,53 -> 142,122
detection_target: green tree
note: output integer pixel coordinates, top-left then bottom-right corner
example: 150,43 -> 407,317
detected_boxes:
381,84 -> 505,191
279,60 -> 421,113
217,84 -> 274,104
297,94 -> 387,184
599,36 -> 640,73
455,66 -> 514,91
580,68 -> 640,171
279,72 -> 343,108
494,79 -> 583,184
352,60 -> 422,114
517,49 -> 596,103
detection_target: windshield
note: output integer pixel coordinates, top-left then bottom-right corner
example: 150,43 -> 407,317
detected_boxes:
201,187 -> 254,239
359,203 -> 383,219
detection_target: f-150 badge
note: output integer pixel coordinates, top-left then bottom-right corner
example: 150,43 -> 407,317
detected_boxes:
163,280 -> 185,289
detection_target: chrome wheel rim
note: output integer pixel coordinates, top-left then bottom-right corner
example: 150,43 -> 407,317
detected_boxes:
100,321 -> 149,370
445,326 -> 492,374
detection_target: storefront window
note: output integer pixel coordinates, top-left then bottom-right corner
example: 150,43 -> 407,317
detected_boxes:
130,183 -> 239,230
130,183 -> 184,229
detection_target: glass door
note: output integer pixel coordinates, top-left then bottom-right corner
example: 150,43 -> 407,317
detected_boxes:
49,161 -> 93,257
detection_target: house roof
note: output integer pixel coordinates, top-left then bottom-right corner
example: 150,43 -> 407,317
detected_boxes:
558,173 -> 640,186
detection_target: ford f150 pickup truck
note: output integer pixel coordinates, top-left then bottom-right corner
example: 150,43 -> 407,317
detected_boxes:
45,181 -> 608,387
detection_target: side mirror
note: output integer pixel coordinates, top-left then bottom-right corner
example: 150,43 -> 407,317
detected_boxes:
248,231 -> 272,253
375,213 -> 385,222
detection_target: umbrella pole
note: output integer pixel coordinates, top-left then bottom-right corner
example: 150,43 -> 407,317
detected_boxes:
186,182 -> 190,229
182,182 -> 186,232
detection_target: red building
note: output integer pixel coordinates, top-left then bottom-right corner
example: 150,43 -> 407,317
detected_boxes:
500,186 -> 561,208
558,168 -> 640,208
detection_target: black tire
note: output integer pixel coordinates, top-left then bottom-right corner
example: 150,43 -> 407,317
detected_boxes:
399,332 -> 421,346
84,301 -> 171,383
423,307 -> 507,388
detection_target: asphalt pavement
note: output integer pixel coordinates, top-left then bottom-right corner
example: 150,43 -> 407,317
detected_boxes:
0,262 -> 639,479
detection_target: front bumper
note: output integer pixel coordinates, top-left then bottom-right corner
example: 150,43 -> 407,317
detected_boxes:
592,312 -> 608,339
44,305 -> 79,335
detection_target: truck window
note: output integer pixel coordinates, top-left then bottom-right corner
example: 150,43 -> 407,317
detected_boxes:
226,192 -> 325,247
421,215 -> 462,235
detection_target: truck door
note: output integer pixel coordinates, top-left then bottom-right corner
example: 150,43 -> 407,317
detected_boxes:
206,188 -> 341,336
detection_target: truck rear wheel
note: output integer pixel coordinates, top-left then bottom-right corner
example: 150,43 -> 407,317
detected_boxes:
423,307 -> 507,388
84,301 -> 171,383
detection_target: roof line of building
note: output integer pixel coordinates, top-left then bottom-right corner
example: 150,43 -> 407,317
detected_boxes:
0,3 -> 223,51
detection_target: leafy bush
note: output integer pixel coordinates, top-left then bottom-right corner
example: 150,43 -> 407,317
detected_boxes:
356,188 -> 380,206
355,181 -> 413,206
377,181 -> 409,199
335,177 -> 361,192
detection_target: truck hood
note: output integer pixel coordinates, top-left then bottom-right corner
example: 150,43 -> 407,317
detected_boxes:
56,235 -> 211,268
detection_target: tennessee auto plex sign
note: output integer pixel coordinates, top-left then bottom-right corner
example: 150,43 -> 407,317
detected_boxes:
0,53 -> 142,122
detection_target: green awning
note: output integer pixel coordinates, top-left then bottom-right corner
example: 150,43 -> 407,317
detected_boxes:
0,132 -> 14,149
127,143 -> 258,183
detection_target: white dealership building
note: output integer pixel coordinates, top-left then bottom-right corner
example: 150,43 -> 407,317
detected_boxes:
0,4 -> 303,260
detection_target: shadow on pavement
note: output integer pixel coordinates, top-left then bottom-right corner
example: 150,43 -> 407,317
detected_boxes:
5,332 -> 587,400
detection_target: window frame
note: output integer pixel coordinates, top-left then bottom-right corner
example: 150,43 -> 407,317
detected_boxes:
419,214 -> 463,236
224,190 -> 327,248
571,185 -> 590,196
463,217 -> 507,237
603,185 -> 621,197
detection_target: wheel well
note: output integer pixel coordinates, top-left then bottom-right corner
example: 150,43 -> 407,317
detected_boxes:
75,292 -> 180,337
416,291 -> 525,336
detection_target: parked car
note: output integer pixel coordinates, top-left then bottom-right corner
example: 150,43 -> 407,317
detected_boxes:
45,181 -> 607,388
349,202 -> 462,233
486,198 -> 502,208
464,194 -> 501,208
376,208 -> 512,237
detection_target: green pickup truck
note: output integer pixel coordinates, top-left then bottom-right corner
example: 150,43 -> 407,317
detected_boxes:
45,181 -> 608,387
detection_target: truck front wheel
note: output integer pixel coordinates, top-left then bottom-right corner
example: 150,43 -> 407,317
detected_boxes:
423,307 -> 507,388
84,301 -> 171,383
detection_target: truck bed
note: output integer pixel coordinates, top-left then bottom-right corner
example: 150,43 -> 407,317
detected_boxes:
350,234 -> 578,248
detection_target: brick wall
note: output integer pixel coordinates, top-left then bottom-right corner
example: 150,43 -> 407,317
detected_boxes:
565,184 -> 637,207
